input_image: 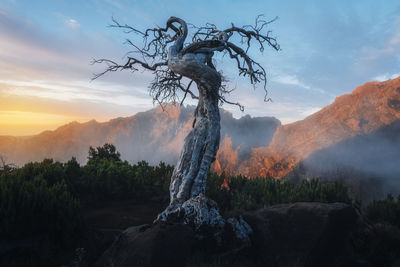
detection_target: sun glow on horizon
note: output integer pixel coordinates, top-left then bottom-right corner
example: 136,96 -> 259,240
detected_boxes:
0,110 -> 93,136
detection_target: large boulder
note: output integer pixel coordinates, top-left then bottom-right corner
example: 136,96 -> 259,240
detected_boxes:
95,223 -> 196,267
243,202 -> 358,267
95,202 -> 359,267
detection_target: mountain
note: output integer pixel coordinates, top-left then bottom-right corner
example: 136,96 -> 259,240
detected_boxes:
1,77 -> 399,184
238,77 -> 400,179
0,105 -> 280,169
285,120 -> 400,201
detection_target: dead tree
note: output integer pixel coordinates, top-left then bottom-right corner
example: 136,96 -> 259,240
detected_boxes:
93,16 -> 279,235
0,155 -> 16,174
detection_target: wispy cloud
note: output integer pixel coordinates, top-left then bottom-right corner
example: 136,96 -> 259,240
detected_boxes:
373,73 -> 400,82
274,74 -> 311,89
352,15 -> 400,81
0,79 -> 151,107
64,18 -> 80,29
0,9 -> 155,110
273,74 -> 330,96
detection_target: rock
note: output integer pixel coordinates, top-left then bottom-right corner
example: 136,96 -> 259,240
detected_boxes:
155,193 -> 253,245
94,223 -> 196,267
180,194 -> 226,231
226,216 -> 253,246
156,194 -> 225,233
353,222 -> 400,266
243,202 -> 358,267
95,202 -> 360,267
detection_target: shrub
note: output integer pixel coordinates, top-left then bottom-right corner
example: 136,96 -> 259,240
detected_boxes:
365,194 -> 400,227
0,165 -> 83,246
206,174 -> 351,213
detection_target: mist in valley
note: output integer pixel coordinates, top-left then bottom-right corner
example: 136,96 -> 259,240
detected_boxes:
288,120 -> 400,202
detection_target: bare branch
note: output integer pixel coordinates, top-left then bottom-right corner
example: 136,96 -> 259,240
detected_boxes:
0,155 -> 16,173
92,15 -> 279,109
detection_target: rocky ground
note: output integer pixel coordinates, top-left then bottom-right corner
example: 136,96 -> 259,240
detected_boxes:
94,202 -> 400,267
3,200 -> 400,267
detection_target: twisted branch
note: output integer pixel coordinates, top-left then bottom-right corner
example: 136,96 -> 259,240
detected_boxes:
92,15 -> 279,109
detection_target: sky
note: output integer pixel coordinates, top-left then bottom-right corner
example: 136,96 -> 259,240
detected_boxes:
0,0 -> 399,136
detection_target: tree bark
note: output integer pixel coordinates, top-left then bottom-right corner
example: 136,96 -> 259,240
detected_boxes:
92,15 -> 274,243
156,18 -> 223,221
170,79 -> 221,205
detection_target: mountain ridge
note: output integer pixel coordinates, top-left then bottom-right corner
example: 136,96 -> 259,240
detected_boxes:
238,77 -> 400,178
0,77 -> 399,182
0,104 -> 280,169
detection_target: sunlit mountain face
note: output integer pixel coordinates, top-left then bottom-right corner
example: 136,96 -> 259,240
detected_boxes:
239,77 -> 400,179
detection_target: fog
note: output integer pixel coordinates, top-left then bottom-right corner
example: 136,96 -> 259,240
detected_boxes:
288,120 -> 400,202
114,105 -> 280,166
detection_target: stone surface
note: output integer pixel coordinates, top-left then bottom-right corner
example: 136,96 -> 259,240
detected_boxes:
243,202 -> 358,267
226,216 -> 253,246
96,202 -> 360,267
94,223 -> 195,267
155,194 -> 253,245
156,194 -> 224,230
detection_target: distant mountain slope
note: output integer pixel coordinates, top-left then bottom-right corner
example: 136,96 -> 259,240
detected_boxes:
1,77 -> 399,182
0,105 -> 280,170
239,77 -> 400,178
286,120 -> 400,201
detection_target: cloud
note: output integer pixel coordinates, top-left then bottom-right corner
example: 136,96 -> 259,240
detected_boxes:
272,74 -> 330,96
0,79 -> 151,107
351,16 -> 400,82
274,74 -> 311,89
373,73 -> 400,82
64,18 -> 80,29
0,11 -> 89,80
0,10 -> 156,112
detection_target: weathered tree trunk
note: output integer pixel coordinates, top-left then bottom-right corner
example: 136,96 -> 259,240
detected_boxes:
170,83 -> 221,204
154,18 -> 252,245
156,19 -> 223,221
93,15 -> 278,245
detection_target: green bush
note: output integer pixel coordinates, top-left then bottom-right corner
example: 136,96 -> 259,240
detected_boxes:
206,174 -> 351,213
365,194 -> 400,227
81,145 -> 173,201
0,143 -> 353,247
0,164 -> 83,246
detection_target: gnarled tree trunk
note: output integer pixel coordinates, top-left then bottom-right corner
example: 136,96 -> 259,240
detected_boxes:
156,18 -> 224,223
93,15 -> 279,243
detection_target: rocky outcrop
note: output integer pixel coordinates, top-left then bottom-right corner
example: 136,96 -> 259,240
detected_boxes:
95,202 -> 359,267
95,224 -> 195,267
155,194 -> 226,238
243,202 -> 358,267
155,194 -> 252,245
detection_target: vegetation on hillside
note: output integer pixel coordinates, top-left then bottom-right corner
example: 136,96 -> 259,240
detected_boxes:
365,194 -> 400,228
1,144 -> 399,266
